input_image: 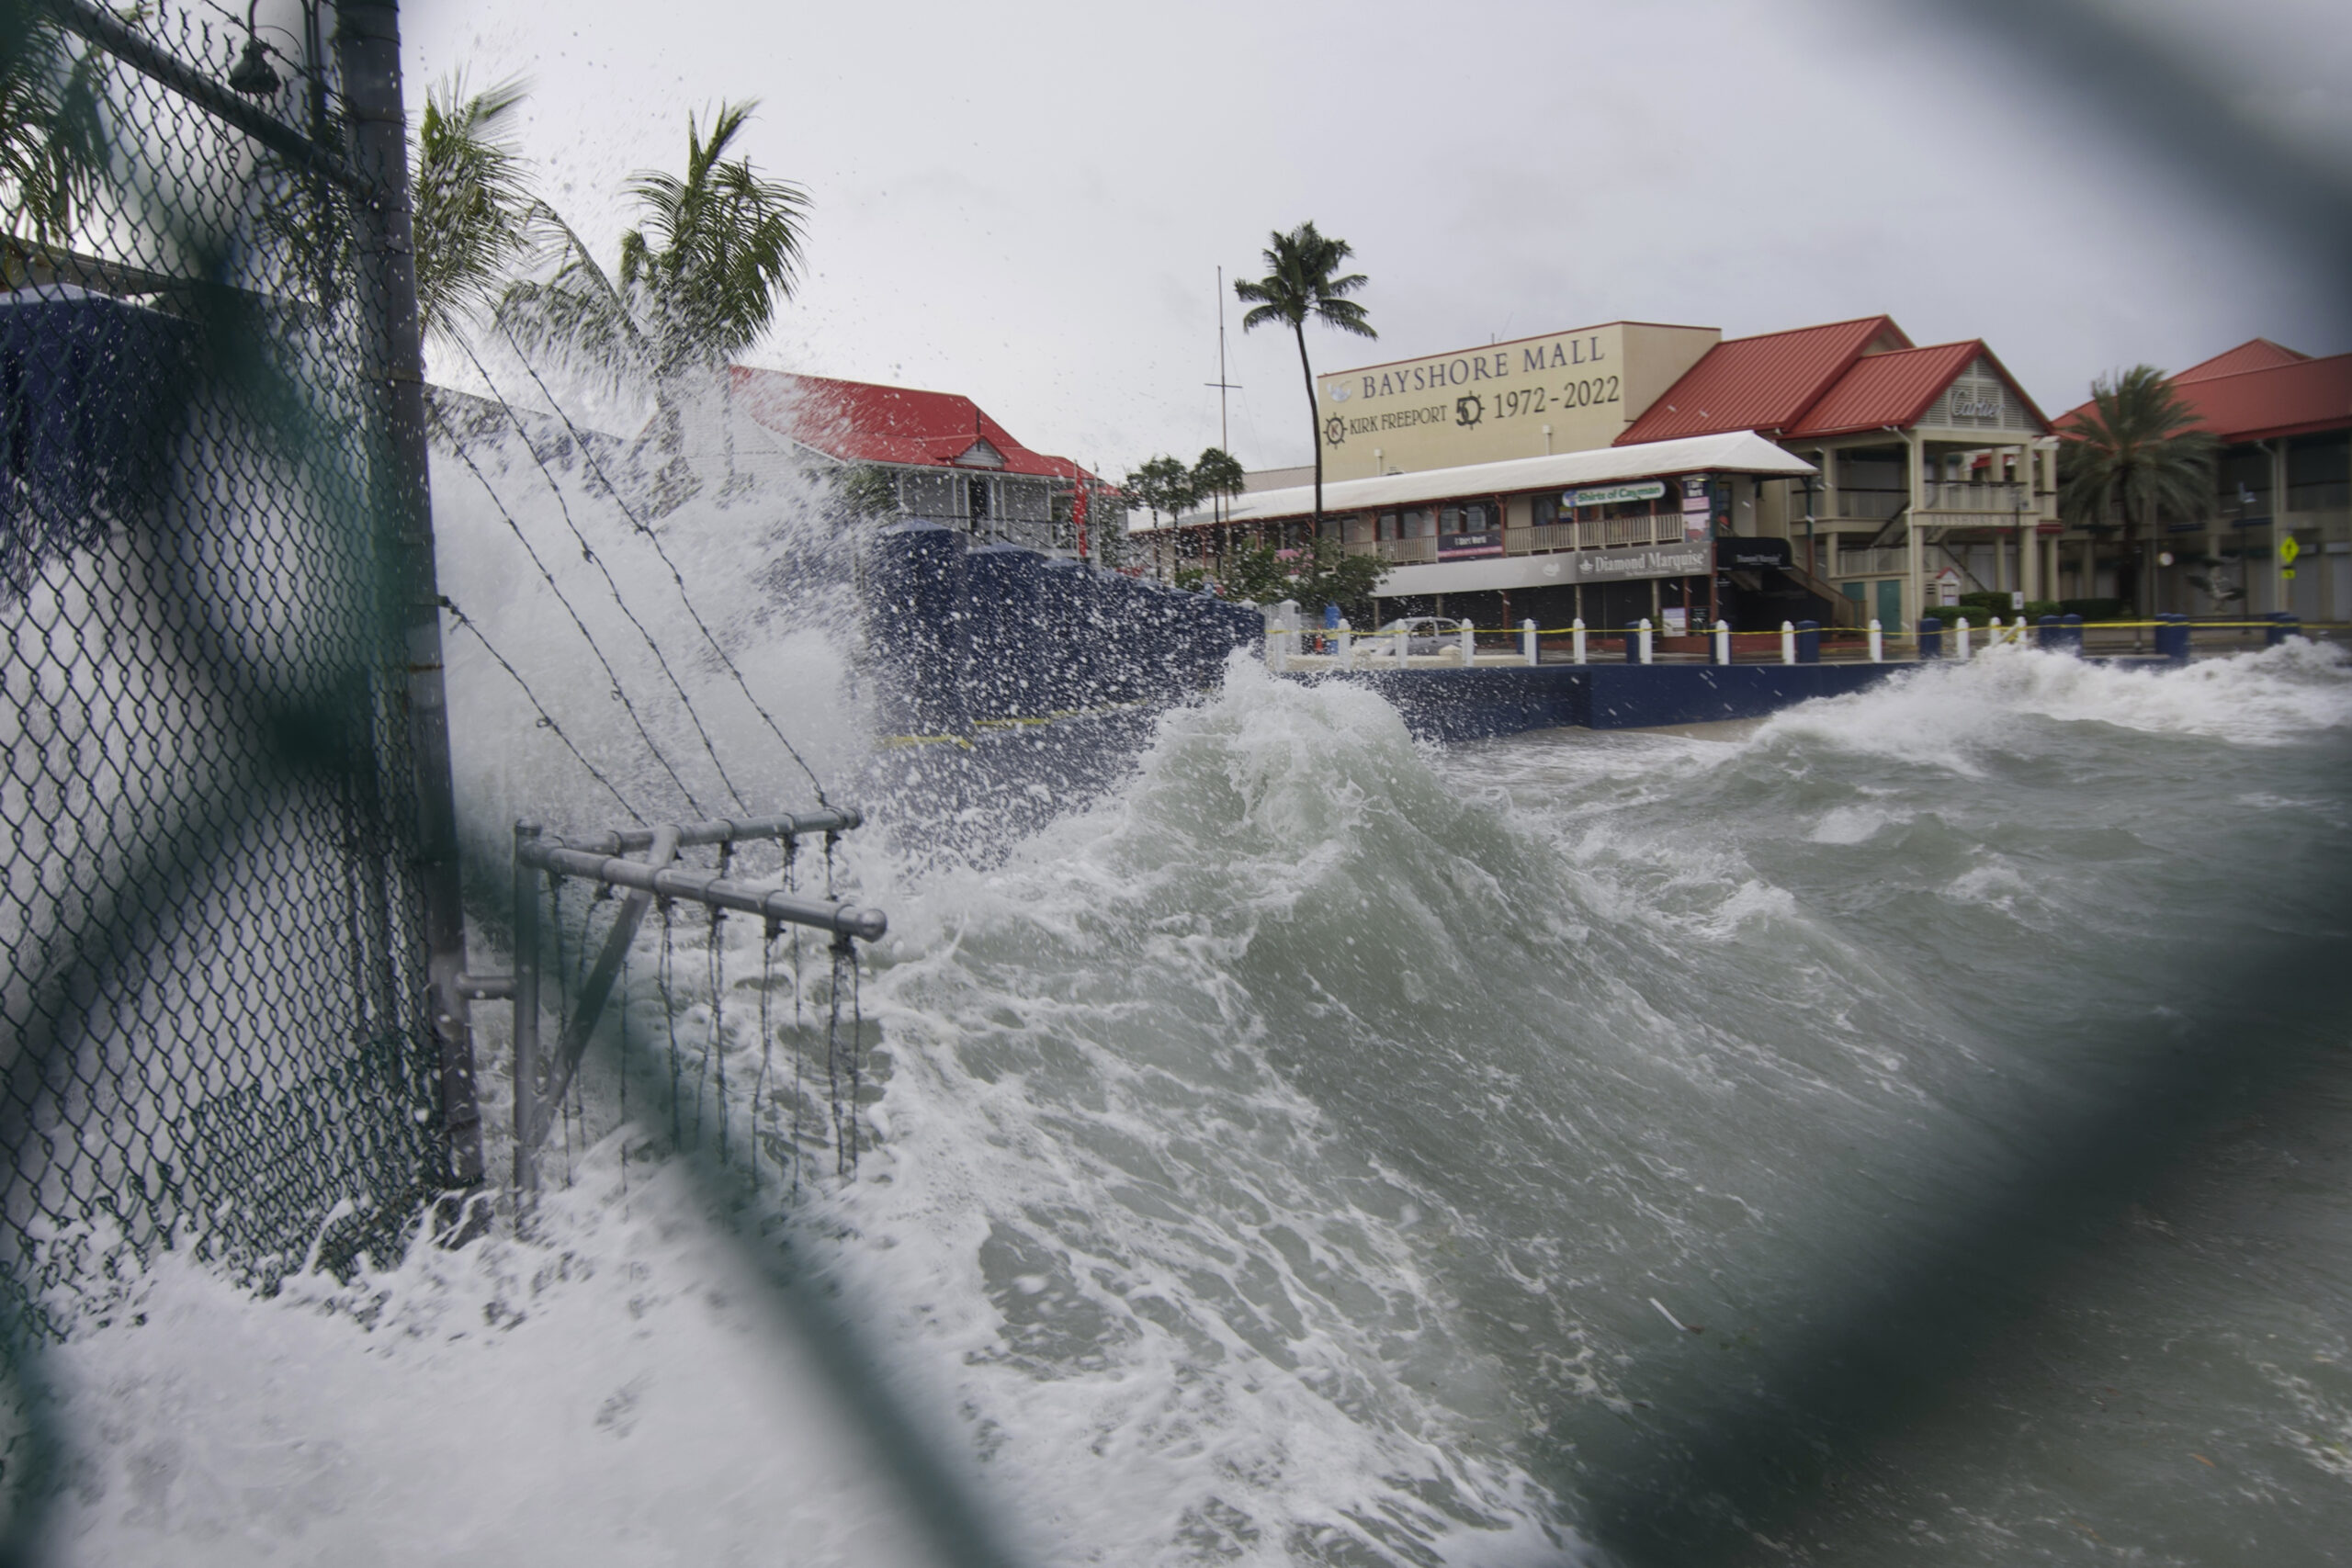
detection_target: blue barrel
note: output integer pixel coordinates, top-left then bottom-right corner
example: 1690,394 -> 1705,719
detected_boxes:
2154,613 -> 2190,663
2037,615 -> 2060,650
1919,616 -> 1943,660
1794,619 -> 1820,664
2267,613 -> 2301,648
962,544 -> 1046,721
2062,612 -> 2085,653
862,521 -> 969,738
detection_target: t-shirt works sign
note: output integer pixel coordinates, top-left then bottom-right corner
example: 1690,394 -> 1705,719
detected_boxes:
1314,321 -> 1719,481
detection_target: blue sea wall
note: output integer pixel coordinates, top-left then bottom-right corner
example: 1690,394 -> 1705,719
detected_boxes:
859,521 -> 1262,739
1314,662 -> 1900,741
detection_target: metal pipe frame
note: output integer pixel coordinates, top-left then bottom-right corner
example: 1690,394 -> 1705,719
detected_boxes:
516,840 -> 888,942
553,807 -> 863,858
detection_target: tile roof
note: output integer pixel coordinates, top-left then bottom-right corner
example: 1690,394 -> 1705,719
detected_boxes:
2174,338 -> 2310,383
1613,316 -> 1912,445
728,367 -> 1092,480
1785,341 -> 2049,438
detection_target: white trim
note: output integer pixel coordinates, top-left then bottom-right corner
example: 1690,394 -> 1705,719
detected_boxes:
1144,430 -> 1813,531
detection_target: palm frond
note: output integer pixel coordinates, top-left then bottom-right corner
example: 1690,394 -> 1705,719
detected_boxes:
413,73 -> 537,338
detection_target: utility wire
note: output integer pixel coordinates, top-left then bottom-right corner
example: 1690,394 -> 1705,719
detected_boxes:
430,403 -> 708,817
489,325 -> 835,808
440,596 -> 644,823
446,333 -> 752,815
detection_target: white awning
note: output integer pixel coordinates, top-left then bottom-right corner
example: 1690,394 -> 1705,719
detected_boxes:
1143,430 -> 1814,531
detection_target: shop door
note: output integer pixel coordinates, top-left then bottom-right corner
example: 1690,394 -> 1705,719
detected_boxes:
1875,578 -> 1903,629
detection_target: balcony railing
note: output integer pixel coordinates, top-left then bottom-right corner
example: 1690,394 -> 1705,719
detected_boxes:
1506,523 -> 1580,556
1923,480 -> 2030,513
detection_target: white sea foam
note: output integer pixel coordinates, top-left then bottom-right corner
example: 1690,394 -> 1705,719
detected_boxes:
1759,639 -> 2352,768
35,1154 -> 940,1567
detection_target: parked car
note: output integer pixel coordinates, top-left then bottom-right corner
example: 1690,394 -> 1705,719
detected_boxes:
1371,616 -> 1467,657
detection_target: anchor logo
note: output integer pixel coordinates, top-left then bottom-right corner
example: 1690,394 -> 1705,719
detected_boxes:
1454,394 -> 1485,428
1323,415 -> 1347,446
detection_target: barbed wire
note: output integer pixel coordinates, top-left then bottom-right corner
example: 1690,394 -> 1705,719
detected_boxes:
439,597 -> 645,824
489,326 -> 836,809
443,332 -> 752,816
428,402 -> 708,818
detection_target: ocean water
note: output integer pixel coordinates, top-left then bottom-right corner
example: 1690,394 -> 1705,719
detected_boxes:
28,582 -> 2352,1562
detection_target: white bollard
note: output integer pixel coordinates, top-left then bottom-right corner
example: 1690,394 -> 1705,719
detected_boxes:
1334,619 -> 1352,667
1868,618 -> 1883,662
1989,615 -> 2003,648
1955,616 -> 1971,660
1713,618 -> 1731,666
1781,619 -> 1796,664
1572,617 -> 1587,665
1521,617 -> 1539,667
1459,621 -> 1476,664
1638,617 -> 1654,665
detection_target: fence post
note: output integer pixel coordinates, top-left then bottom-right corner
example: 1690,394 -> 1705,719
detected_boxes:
1919,615 -> 1942,660
337,0 -> 481,1186
1521,618 -> 1538,666
1868,619 -> 1883,662
511,821 -> 542,1194
1781,620 -> 1796,664
1956,616 -> 1972,660
1572,617 -> 1587,665
1713,619 -> 1731,665
1795,618 -> 1820,663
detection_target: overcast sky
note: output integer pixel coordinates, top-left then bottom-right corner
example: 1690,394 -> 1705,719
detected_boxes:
402,0 -> 2350,478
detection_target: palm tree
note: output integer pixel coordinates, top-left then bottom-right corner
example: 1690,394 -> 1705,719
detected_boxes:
411,74 -> 535,342
503,101 -> 808,394
1,14 -> 117,256
2058,366 -> 2218,615
1192,446 -> 1247,570
1233,222 -> 1374,536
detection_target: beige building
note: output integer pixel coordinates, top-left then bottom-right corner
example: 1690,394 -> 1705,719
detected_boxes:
1316,321 -> 1720,480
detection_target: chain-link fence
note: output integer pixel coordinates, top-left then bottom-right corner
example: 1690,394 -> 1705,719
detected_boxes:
0,0 -> 468,1347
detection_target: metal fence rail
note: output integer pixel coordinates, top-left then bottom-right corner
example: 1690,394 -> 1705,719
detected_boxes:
1,0 -> 467,1337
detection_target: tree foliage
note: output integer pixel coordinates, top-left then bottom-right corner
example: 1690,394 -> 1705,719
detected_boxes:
1192,446 -> 1246,517
1121,453 -> 1196,529
0,9 -> 119,252
1233,221 -> 1374,528
502,100 -> 808,391
2058,365 -> 2219,615
2057,366 -> 2218,536
1221,536 -> 1385,622
411,74 -> 535,341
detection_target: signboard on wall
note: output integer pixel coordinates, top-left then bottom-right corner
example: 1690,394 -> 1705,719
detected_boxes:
1439,528 -> 1504,558
1572,541 -> 1712,581
1568,480 -> 1666,507
1314,321 -> 1720,480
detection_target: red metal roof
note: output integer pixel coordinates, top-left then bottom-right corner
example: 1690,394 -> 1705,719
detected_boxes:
2052,350 -> 2352,446
2173,338 -> 2310,383
728,367 -> 1093,480
1784,340 -> 2050,438
2167,353 -> 2352,444
1613,316 -> 1912,445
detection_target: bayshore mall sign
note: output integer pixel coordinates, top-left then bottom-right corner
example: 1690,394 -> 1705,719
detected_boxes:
1316,321 -> 1721,480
